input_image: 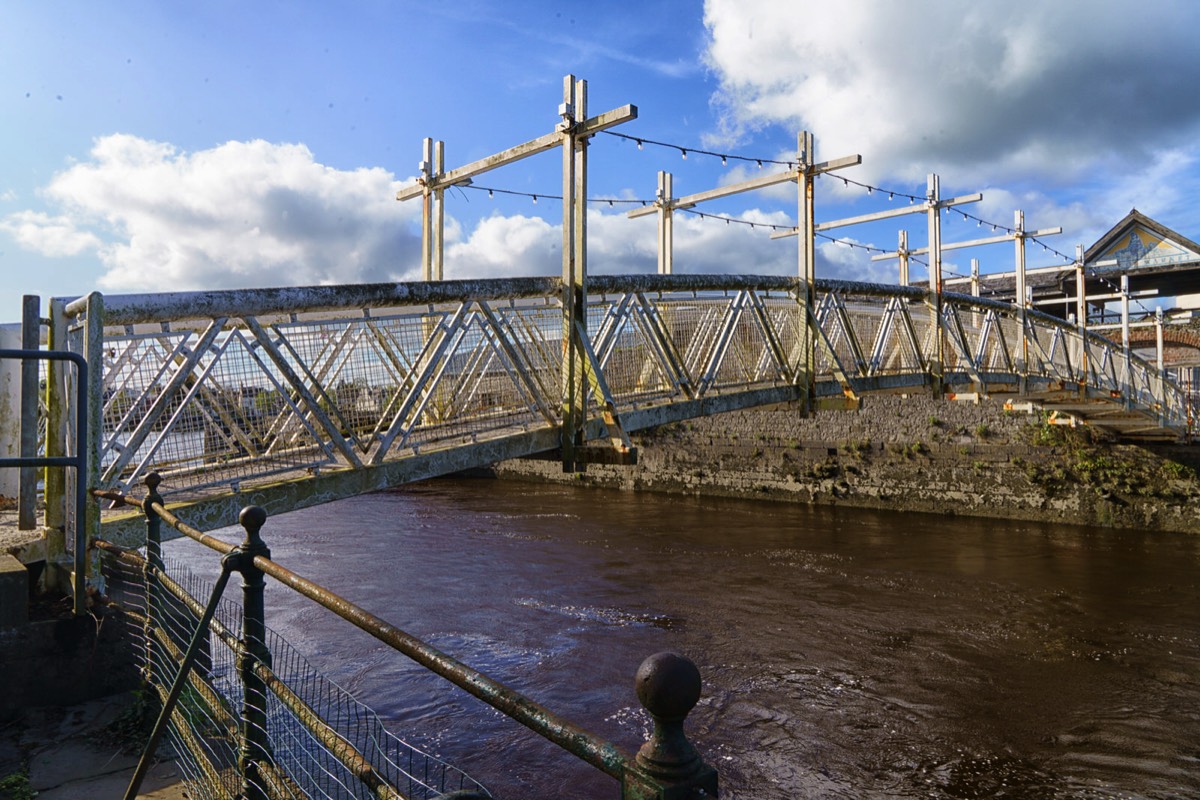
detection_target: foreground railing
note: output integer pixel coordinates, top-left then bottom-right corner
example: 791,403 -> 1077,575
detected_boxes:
94,473 -> 719,800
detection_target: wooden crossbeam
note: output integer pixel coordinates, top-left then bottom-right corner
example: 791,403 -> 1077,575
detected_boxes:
626,154 -> 861,220
870,225 -> 1061,260
396,105 -> 637,202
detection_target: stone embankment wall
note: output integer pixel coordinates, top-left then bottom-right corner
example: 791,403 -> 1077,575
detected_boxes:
494,395 -> 1200,533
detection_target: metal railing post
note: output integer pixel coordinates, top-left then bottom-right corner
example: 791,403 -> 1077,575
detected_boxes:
43,299 -> 68,543
18,295 -> 39,530
1121,274 -> 1132,409
142,473 -> 164,684
123,548 -> 235,800
1156,308 -> 1166,423
80,292 -> 105,611
228,505 -> 274,800
622,652 -> 718,800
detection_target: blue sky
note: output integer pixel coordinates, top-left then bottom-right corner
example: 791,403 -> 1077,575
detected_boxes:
3,1 -> 1200,321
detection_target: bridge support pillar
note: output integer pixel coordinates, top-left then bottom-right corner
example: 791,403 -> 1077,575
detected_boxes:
560,76 -> 589,470
796,131 -> 817,415
926,174 -> 944,398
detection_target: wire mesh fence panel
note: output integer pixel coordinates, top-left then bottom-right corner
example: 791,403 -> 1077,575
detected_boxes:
96,326 -> 336,499
99,546 -> 491,800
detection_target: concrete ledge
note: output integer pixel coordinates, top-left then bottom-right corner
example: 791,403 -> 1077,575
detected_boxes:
0,554 -> 27,629
0,607 -> 140,718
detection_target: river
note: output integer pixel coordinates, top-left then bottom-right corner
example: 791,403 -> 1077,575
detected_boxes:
164,478 -> 1200,799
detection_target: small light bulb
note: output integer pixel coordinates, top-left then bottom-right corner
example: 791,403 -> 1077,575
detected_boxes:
532,195 -> 538,204
637,140 -> 643,150
681,149 -> 687,160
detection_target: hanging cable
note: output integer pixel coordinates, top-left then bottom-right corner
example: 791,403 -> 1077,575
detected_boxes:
602,130 -> 797,169
465,183 -> 649,206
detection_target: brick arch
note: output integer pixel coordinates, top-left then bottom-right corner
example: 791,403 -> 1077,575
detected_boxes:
1127,328 -> 1200,352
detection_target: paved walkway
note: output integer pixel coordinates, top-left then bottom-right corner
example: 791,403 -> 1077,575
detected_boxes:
1,691 -> 188,799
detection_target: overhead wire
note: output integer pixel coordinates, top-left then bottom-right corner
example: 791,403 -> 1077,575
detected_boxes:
455,132 -> 1149,312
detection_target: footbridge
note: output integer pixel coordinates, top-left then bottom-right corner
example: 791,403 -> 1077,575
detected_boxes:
36,271 -> 1194,554
7,74 -> 1196,615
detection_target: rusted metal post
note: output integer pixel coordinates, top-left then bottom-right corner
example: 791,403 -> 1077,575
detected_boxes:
18,295 -> 39,530
78,292 -> 105,613
1156,307 -> 1166,422
925,174 -> 944,398
1121,273 -> 1132,409
560,75 -> 588,471
1075,245 -> 1088,395
142,473 -> 164,684
434,140 -> 446,281
657,171 -> 674,276
622,652 -> 718,799
420,138 -> 434,282
1013,210 -> 1029,395
227,505 -> 274,800
796,131 -> 816,416
123,549 -> 235,800
43,299 -> 68,544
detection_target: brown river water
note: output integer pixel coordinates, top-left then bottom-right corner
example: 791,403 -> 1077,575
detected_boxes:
165,478 -> 1200,799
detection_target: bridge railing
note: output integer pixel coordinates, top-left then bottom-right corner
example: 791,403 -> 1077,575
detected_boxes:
94,474 -> 718,800
54,275 -> 1193,522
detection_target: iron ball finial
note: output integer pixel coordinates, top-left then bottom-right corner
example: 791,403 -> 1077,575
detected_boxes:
144,472 -> 162,491
636,651 -> 702,721
630,652 -> 717,793
239,505 -> 267,538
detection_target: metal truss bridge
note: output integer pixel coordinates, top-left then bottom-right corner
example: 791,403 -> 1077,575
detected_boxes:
48,273 -> 1194,547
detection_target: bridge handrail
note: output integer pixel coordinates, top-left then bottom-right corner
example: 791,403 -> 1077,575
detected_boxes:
62,277 -> 564,326
64,274 -> 932,329
93,477 -> 718,798
942,289 -> 1194,398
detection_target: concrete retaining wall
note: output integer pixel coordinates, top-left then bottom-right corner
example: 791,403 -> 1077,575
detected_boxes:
495,395 -> 1200,533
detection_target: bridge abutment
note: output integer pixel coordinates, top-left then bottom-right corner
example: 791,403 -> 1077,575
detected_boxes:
495,395 -> 1200,534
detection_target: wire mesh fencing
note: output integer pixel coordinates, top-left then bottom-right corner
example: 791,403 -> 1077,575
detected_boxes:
98,540 -> 491,800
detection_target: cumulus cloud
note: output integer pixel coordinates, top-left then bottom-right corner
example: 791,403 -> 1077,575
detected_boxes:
703,0 -> 1200,185
4,133 -> 892,297
0,211 -> 102,257
5,134 -> 423,292
444,214 -> 561,278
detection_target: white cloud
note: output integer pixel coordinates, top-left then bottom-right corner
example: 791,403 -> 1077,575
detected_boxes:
444,213 -> 560,278
0,210 -> 103,257
4,132 -> 896,298
703,0 -> 1200,185
4,134 -> 422,292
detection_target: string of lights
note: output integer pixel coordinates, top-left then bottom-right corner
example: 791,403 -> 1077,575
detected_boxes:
596,130 -> 1129,296
813,230 -> 893,257
821,172 -> 924,204
463,183 -> 649,207
677,206 -> 793,232
600,129 -> 1094,273
601,130 -> 796,170
458,137 -> 1151,312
